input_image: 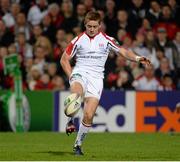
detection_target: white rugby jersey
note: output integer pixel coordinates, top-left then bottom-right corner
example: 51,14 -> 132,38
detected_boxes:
65,32 -> 121,78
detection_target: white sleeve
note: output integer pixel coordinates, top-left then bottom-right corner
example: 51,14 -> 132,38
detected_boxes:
106,36 -> 121,54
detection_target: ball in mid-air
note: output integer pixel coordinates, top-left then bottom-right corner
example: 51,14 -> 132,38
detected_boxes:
64,93 -> 81,117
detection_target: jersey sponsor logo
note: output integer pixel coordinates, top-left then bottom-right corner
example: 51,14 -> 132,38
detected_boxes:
78,55 -> 102,59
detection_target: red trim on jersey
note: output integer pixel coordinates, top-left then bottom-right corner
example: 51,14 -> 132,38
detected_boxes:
66,43 -> 73,55
65,32 -> 85,56
101,32 -> 121,49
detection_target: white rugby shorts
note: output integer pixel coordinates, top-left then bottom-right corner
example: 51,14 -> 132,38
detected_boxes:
69,71 -> 103,100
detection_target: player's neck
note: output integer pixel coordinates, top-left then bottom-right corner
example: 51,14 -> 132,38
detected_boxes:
85,31 -> 100,39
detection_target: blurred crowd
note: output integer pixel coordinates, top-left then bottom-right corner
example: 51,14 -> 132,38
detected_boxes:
0,0 -> 180,91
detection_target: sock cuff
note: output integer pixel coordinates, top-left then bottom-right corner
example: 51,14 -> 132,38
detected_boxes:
81,121 -> 92,127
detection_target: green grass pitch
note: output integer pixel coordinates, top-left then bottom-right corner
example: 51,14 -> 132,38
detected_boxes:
0,132 -> 180,161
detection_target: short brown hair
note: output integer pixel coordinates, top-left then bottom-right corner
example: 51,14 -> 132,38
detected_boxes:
84,11 -> 101,24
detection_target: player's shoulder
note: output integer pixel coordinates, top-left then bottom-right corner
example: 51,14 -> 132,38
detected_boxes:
100,32 -> 114,41
100,32 -> 121,47
71,32 -> 86,44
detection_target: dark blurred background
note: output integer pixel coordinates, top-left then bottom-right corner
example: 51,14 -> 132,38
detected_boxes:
0,0 -> 180,91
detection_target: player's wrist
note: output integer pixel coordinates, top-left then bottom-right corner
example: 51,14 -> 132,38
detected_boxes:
135,56 -> 141,62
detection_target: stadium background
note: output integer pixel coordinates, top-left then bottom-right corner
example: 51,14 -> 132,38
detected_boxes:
0,0 -> 180,132
0,0 -> 180,160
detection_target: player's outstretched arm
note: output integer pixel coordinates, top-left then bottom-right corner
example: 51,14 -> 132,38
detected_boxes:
60,51 -> 72,78
119,48 -> 151,67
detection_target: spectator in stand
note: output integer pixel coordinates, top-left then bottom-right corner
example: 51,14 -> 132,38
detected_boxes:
19,1 -> 34,16
155,57 -> 176,84
156,4 -> 179,40
34,73 -> 53,90
129,61 -> 144,79
53,29 -> 67,62
60,0 -> 78,33
52,75 -> 66,91
160,74 -> 175,90
116,9 -> 134,38
132,32 -> 150,58
122,34 -> 133,49
115,69 -> 134,90
151,47 -> 166,69
159,4 -> 175,23
29,24 -> 42,45
0,47 -> 8,73
27,65 -> 42,90
145,29 -> 155,51
35,36 -> 53,62
7,43 -> 17,55
73,26 -> 82,37
128,0 -> 146,35
0,0 -> 10,17
116,29 -> 127,45
104,0 -> 117,38
106,55 -> 133,89
46,63 -> 57,79
15,32 -> 33,60
83,0 -> 95,12
41,14 -> 56,43
168,0 -> 180,25
0,20 -> 14,47
14,12 -> 30,41
155,3 -> 179,40
143,30 -> 161,69
10,3 -> 20,19
146,0 -> 161,26
133,65 -> 161,90
65,33 -> 74,44
33,45 -> 47,74
72,3 -> 87,35
74,3 -> 87,30
24,58 -> 34,77
137,18 -> 151,36
27,0 -> 48,25
173,31 -> 180,69
48,3 -> 64,29
2,3 -> 20,28
154,27 -> 178,69
173,31 -> 180,89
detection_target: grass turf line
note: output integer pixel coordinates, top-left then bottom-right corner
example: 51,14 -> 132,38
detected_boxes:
0,132 -> 179,161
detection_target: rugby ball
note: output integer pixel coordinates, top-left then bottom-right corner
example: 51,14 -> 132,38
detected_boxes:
64,93 -> 82,117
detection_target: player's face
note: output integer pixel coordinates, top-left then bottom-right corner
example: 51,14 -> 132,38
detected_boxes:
85,20 -> 101,37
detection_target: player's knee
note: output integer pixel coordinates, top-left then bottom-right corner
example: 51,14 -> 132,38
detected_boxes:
83,112 -> 93,124
70,82 -> 83,96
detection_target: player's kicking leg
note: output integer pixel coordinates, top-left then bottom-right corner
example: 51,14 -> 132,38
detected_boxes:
73,97 -> 99,155
66,82 -> 83,136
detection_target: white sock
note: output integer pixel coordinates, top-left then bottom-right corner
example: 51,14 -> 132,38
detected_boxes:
74,122 -> 91,146
68,117 -> 74,123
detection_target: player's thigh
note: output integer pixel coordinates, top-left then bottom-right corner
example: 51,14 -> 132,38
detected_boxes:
83,97 -> 99,123
70,81 -> 84,96
69,72 -> 87,96
85,77 -> 103,100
